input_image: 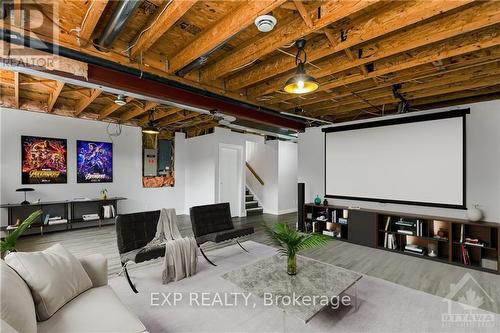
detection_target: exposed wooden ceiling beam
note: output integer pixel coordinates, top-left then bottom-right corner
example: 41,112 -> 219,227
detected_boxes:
200,0 -> 380,81
13,0 -> 22,27
47,81 -> 64,112
120,101 -> 158,121
98,96 -> 134,120
158,112 -> 199,127
168,0 -> 286,74
275,29 -> 500,107
229,0 -> 475,92
139,107 -> 183,124
284,44 -> 500,109
130,0 -> 197,60
293,0 -> 313,28
314,74 -> 500,117
296,54 -> 500,112
311,62 -> 500,116
79,0 -> 109,44
74,88 -> 102,116
254,2 -> 500,100
14,72 -> 20,108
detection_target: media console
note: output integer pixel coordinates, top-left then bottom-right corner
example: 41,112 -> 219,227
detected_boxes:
302,203 -> 500,275
0,197 -> 126,236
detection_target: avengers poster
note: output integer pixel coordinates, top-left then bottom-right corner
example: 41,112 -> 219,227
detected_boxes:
77,140 -> 113,183
21,136 -> 67,184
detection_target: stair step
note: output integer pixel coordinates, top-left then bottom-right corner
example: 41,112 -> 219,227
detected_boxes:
246,207 -> 263,216
245,194 -> 253,202
245,201 -> 258,209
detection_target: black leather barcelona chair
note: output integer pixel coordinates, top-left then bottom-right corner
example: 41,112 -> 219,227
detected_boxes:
190,202 -> 254,266
115,210 -> 163,293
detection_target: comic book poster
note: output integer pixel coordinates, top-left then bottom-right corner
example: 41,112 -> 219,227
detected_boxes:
21,136 -> 67,184
77,140 -> 113,183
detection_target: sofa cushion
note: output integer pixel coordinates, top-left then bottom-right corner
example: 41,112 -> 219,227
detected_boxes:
37,286 -> 146,333
5,244 -> 92,321
0,260 -> 37,333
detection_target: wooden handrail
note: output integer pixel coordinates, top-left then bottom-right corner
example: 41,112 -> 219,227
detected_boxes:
245,162 -> 264,186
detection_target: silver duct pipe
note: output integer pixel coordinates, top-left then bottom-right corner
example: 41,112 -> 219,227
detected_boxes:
94,0 -> 140,50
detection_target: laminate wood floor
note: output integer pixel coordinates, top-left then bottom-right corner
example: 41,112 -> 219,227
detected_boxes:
16,212 -> 500,314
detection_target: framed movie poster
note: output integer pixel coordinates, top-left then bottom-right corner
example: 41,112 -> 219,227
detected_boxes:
21,136 -> 68,184
76,140 -> 113,183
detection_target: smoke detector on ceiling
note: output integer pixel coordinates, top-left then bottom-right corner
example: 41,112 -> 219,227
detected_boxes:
114,94 -> 127,106
255,15 -> 277,33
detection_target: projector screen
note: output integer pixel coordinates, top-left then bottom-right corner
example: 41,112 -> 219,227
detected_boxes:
323,110 -> 467,209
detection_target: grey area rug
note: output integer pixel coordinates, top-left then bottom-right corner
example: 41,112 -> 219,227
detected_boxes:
109,241 -> 500,333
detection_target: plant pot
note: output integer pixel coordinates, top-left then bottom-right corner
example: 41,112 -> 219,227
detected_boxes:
287,254 -> 297,275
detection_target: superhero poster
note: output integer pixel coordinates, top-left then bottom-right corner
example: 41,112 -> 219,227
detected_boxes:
21,136 -> 67,184
76,140 -> 113,183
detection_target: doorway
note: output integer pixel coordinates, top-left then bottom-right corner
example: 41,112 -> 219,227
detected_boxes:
218,144 -> 243,217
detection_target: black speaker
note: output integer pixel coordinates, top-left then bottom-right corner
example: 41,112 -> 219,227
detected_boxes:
298,183 -> 305,231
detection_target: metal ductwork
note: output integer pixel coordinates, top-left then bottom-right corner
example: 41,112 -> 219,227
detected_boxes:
94,0 -> 140,51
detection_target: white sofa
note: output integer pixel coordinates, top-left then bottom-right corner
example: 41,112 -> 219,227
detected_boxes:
1,254 -> 146,333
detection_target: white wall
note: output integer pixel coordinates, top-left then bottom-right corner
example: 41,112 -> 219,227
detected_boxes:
0,108 -> 187,226
278,141 -> 298,214
246,139 -> 298,215
298,100 -> 500,223
0,108 -> 299,225
184,127 -> 264,217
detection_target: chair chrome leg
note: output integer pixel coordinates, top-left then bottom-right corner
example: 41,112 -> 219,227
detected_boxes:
236,240 -> 249,253
198,244 -> 217,266
122,262 -> 138,294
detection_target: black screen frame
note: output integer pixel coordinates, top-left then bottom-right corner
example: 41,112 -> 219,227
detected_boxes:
322,109 -> 469,210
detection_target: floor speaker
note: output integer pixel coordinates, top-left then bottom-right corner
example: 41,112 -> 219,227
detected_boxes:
298,183 -> 305,231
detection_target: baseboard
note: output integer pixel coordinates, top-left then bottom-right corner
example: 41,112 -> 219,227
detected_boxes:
263,208 -> 297,215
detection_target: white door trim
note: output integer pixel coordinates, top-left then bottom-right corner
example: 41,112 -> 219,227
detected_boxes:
218,143 -> 244,217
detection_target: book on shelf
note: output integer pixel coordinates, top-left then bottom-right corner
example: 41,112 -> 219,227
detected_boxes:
460,244 -> 470,265
384,216 -> 391,248
404,244 -> 424,253
459,224 -> 465,243
48,219 -> 68,225
385,233 -> 397,250
464,238 -> 485,247
322,230 -> 335,237
404,250 -> 425,256
397,229 -> 414,235
82,214 -> 100,221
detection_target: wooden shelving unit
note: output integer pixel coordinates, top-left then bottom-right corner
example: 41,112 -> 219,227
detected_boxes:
301,203 -> 500,275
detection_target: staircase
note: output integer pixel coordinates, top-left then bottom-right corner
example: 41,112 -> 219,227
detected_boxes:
245,187 -> 263,216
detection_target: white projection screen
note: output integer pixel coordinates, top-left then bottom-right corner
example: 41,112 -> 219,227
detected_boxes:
324,110 -> 467,209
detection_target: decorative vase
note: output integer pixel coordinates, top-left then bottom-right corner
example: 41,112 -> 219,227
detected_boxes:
323,198 -> 328,206
287,254 -> 297,275
314,195 -> 321,205
467,205 -> 483,222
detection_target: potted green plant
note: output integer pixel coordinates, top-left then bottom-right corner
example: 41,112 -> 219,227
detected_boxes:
1,210 -> 42,257
262,223 -> 329,275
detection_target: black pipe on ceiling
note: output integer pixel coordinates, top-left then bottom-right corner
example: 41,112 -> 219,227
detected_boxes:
0,29 -> 305,129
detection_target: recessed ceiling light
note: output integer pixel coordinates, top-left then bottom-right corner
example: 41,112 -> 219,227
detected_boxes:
255,15 -> 277,32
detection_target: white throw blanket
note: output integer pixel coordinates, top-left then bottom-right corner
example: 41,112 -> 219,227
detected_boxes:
146,208 -> 197,284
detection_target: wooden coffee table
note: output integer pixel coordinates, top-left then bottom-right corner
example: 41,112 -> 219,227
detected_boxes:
223,254 -> 362,323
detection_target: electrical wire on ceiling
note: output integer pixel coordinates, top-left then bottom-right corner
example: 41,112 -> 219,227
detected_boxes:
121,0 -> 173,55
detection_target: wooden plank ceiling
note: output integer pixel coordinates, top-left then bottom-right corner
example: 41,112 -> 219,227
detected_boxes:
1,0 -> 499,134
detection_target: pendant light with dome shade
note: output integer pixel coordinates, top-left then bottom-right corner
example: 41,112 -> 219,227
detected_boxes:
142,109 -> 160,135
284,38 -> 319,94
